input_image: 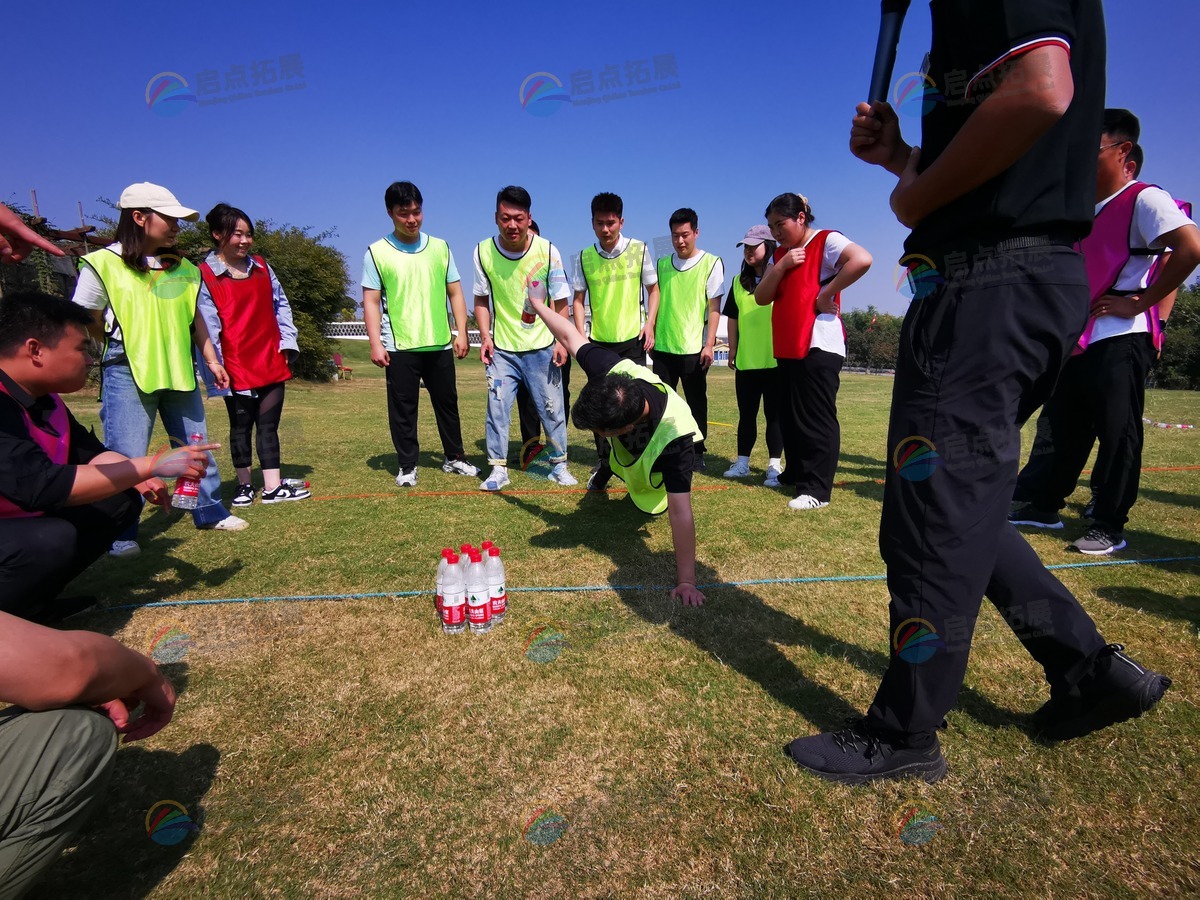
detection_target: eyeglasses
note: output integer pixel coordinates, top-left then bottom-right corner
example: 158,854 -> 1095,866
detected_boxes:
1099,141 -> 1128,153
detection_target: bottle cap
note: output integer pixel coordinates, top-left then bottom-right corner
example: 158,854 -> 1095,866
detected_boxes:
471,551 -> 483,562
488,547 -> 500,556
447,552 -> 459,564
481,540 -> 494,550
442,548 -> 453,557
460,544 -> 472,554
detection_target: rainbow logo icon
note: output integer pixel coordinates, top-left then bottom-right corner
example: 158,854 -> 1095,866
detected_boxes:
146,800 -> 200,846
519,438 -> 554,479
893,618 -> 943,664
519,72 -> 571,117
896,803 -> 944,845
522,807 -> 569,845
145,72 -> 196,118
893,435 -> 942,482
524,623 -> 569,663
895,254 -> 944,301
147,623 -> 195,664
892,72 -> 942,118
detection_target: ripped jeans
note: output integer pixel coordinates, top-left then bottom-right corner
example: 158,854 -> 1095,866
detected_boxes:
484,345 -> 567,467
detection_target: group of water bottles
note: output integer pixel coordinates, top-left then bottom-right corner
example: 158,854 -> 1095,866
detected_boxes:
436,542 -> 507,635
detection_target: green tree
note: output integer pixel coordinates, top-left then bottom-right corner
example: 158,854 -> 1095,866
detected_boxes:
1156,280 -> 1200,389
843,305 -> 902,370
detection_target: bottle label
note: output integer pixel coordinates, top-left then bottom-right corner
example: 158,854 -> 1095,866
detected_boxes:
468,593 -> 491,624
441,599 -> 465,626
489,587 -> 507,616
174,477 -> 200,498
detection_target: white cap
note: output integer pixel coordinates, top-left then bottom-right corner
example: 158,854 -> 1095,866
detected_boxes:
117,182 -> 199,222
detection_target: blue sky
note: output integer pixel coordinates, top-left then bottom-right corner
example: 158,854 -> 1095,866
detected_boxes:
7,1 -> 1198,315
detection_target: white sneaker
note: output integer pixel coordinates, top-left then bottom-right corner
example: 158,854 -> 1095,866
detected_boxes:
548,462 -> 578,486
764,465 -> 783,488
108,539 -> 140,558
395,467 -> 417,487
204,515 -> 250,531
479,467 -> 510,492
723,459 -> 751,478
787,494 -> 829,511
442,459 -> 479,477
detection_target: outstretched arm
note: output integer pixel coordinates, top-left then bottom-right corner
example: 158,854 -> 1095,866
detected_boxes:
666,491 -> 705,607
529,294 -> 589,359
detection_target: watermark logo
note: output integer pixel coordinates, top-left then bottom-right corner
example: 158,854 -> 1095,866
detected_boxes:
146,72 -> 196,117
520,438 -> 554,479
896,253 -> 944,301
892,72 -> 942,117
522,806 -> 569,845
893,618 -> 943,664
524,622 -> 569,663
519,72 -> 571,117
147,623 -> 195,664
896,803 -> 944,846
893,436 -> 942,482
146,800 -> 200,846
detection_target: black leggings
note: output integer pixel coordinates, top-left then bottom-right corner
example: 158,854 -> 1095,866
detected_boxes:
224,382 -> 286,470
734,367 -> 784,458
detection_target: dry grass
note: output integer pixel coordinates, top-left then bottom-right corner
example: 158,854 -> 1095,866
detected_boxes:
29,342 -> 1200,898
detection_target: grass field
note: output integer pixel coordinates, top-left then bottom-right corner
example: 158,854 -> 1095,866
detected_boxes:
32,339 -> 1200,898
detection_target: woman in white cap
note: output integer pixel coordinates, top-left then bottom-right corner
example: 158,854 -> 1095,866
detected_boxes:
721,225 -> 784,485
72,182 -> 247,556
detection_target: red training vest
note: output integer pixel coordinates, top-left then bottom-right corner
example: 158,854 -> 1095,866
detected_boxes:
199,256 -> 292,390
770,230 -> 842,360
0,379 -> 70,519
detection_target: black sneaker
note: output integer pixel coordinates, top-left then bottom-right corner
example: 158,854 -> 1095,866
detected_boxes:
586,465 -> 612,492
1033,644 -> 1170,742
232,483 -> 256,507
783,717 -> 947,785
1008,503 -> 1063,529
1082,494 -> 1097,520
1070,526 -> 1126,555
693,453 -> 707,473
261,483 -> 312,503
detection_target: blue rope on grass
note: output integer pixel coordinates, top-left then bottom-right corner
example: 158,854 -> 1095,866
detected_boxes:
104,555 -> 1200,612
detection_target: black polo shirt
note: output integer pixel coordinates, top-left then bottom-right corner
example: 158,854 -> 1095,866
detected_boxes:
0,368 -> 107,514
575,344 -> 694,493
906,0 -> 1106,256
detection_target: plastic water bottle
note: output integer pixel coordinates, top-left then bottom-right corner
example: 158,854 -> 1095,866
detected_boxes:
170,432 -> 205,510
522,279 -> 546,328
486,546 -> 507,624
441,553 -> 466,634
435,548 -> 453,617
466,551 -> 492,634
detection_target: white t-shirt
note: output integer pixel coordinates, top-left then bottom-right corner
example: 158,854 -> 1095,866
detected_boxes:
1089,183 -> 1194,345
569,235 -> 658,300
802,230 -> 853,357
668,251 -> 725,299
472,237 -> 571,302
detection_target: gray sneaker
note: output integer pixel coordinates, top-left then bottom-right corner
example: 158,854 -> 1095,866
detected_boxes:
1071,526 -> 1127,555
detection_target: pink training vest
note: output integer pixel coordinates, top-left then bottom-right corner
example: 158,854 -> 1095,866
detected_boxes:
1074,182 -> 1163,355
0,379 -> 70,519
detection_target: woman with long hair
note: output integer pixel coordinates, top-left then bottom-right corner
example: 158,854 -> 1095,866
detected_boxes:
197,203 -> 309,507
721,225 -> 784,485
72,182 -> 246,556
754,192 -> 872,510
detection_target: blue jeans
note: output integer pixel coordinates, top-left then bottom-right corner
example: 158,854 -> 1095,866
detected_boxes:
100,345 -> 232,533
485,346 -> 567,466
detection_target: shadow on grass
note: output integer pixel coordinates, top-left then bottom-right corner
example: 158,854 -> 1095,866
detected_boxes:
1134,486 -> 1200,511
1095,585 -> 1200,629
29,742 -> 220,900
498,492 -> 1020,734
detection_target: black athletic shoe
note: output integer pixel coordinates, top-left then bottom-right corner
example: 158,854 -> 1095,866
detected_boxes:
693,453 -> 706,473
783,717 -> 948,785
1033,644 -> 1171,742
261,483 -> 311,503
586,465 -> 612,492
1008,503 -> 1064,529
232,483 -> 256,507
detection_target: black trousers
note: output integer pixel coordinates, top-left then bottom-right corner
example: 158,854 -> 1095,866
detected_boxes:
1013,333 -> 1155,533
223,382 -> 286,470
0,489 -> 140,619
867,244 -> 1106,738
518,358 -> 572,447
385,348 -> 468,469
776,351 -> 842,501
651,350 -> 708,454
589,337 -> 647,470
734,367 -> 785,459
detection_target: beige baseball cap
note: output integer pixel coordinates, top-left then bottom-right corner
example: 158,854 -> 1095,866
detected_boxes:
118,182 -> 199,222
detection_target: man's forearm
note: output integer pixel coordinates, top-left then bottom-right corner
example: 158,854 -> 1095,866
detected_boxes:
666,491 -> 698,586
65,453 -> 155,506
